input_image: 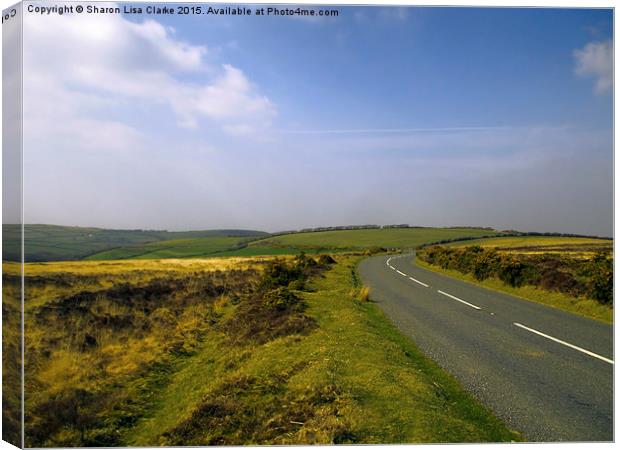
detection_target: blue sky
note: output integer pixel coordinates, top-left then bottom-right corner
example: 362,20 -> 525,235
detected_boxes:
153,7 -> 612,130
19,4 -> 613,235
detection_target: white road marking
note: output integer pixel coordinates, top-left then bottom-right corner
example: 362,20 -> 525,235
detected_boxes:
408,276 -> 429,288
513,322 -> 614,365
437,290 -> 481,310
385,255 -> 429,287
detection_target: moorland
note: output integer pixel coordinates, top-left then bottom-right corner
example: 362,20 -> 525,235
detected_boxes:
2,224 -> 612,446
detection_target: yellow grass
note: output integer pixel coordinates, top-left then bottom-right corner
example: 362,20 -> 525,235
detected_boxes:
18,257 -> 291,310
21,256 -> 291,276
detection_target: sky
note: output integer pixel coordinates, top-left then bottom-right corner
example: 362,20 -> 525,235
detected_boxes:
14,3 -> 614,235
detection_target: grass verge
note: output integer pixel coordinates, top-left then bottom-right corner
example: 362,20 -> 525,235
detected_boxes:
416,258 -> 612,324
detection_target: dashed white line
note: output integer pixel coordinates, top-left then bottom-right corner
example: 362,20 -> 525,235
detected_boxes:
386,257 -> 430,287
437,290 -> 481,311
408,276 -> 429,288
383,256 -> 612,366
513,322 -> 614,365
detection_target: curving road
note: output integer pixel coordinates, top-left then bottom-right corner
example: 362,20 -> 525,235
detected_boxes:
358,253 -> 613,442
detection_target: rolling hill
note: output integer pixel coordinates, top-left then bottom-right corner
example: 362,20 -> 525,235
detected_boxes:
2,224 -> 268,262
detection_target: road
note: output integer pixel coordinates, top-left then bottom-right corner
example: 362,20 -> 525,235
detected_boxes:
358,253 -> 613,442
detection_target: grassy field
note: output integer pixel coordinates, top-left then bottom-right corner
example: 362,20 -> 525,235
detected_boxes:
418,236 -> 613,323
5,225 -> 503,262
251,228 -> 500,252
85,237 -> 257,260
21,255 -> 518,446
3,224 -> 268,262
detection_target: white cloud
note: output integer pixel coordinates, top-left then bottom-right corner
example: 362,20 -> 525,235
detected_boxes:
23,6 -> 276,137
574,40 -> 613,94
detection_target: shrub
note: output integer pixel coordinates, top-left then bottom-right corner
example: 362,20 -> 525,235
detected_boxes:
367,246 -> 386,255
317,254 -> 336,265
454,246 -> 484,274
259,260 -> 303,292
584,252 -> 613,305
471,250 -> 500,281
295,252 -> 317,269
497,259 -> 529,287
288,279 -> 306,291
263,287 -> 301,311
421,244 -> 611,305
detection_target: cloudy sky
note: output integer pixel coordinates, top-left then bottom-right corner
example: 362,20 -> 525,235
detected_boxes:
18,4 -> 613,235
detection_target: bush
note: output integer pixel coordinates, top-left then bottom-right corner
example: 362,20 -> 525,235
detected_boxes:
584,252 -> 613,305
263,287 -> 301,311
497,259 -> 532,288
454,246 -> 484,274
421,245 -> 611,305
295,252 -> 317,269
288,279 -> 306,291
317,254 -> 336,265
471,250 -> 500,281
259,260 -> 303,292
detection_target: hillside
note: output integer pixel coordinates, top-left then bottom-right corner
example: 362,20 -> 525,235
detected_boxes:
250,227 -> 501,252
3,225 -> 503,262
2,225 -> 268,262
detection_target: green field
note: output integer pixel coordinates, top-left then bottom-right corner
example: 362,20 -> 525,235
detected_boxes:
4,225 -> 503,262
251,228 -> 500,251
85,237 -> 256,260
3,225 -> 268,262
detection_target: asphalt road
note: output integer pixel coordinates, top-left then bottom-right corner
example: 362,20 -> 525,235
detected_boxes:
358,253 -> 613,442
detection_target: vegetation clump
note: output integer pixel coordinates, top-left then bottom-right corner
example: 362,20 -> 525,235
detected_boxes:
263,286 -> 302,311
349,286 -> 370,303
159,370 -> 356,446
317,254 -> 337,265
418,246 -> 613,304
224,256 -> 329,345
583,252 -> 613,305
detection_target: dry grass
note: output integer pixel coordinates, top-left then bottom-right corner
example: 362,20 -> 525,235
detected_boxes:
2,263 -> 22,446
24,256 -> 291,276
22,256 -> 272,447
